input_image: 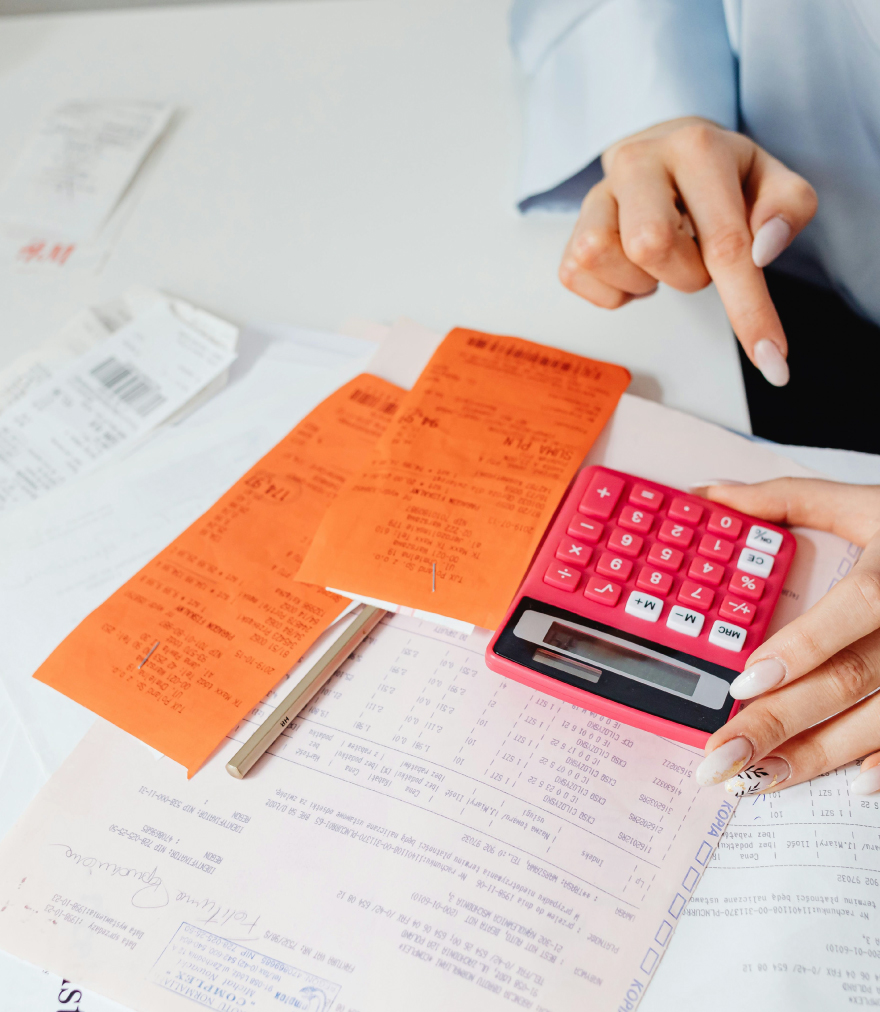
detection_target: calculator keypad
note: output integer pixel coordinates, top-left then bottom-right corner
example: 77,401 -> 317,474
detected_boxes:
532,467 -> 793,666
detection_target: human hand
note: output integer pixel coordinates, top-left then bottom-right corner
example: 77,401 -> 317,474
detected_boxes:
692,478 -> 880,796
558,117 -> 818,387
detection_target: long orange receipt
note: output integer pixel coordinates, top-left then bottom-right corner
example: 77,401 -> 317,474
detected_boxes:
34,375 -> 402,775
298,329 -> 630,629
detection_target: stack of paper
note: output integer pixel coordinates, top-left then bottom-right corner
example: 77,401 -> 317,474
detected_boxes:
0,288 -> 238,511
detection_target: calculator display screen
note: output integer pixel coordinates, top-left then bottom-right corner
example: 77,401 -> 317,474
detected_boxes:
543,622 -> 700,697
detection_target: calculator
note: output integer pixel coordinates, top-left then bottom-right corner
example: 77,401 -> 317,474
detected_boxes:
486,466 -> 796,746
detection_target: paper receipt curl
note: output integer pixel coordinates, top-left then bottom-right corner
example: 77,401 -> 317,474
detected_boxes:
298,329 -> 630,629
33,374 -> 403,774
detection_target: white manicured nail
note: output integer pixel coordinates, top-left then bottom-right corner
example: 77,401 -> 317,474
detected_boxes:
752,216 -> 791,268
696,737 -> 753,786
851,765 -> 880,796
725,757 -> 791,796
754,339 -> 790,387
729,658 -> 786,700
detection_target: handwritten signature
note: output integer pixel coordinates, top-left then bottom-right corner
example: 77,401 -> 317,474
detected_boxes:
50,844 -> 170,908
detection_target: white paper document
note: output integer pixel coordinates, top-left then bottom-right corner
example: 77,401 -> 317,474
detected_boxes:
0,612 -> 734,1012
0,101 -> 173,242
0,300 -> 237,510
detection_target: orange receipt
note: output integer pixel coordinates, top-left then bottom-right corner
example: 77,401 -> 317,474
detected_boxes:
34,374 -> 403,775
298,328 -> 630,629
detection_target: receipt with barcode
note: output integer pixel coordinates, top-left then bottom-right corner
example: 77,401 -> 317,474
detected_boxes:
0,301 -> 237,510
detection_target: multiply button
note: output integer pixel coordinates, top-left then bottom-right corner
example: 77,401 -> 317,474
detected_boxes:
697,534 -> 734,563
709,620 -> 747,652
746,525 -> 784,556
584,576 -> 622,606
544,563 -> 580,592
556,539 -> 592,567
629,483 -> 663,510
625,591 -> 663,622
658,520 -> 694,548
579,472 -> 625,519
667,497 -> 703,525
666,606 -> 705,638
707,511 -> 742,538
737,548 -> 774,578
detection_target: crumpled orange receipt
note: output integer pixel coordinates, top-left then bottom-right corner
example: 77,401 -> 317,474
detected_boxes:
298,328 -> 630,629
34,375 -> 403,775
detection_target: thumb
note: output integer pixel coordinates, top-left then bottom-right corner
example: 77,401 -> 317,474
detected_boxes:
695,477 -> 880,547
746,150 -> 818,269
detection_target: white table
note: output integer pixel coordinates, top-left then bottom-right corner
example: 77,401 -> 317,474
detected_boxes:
0,0 -> 750,432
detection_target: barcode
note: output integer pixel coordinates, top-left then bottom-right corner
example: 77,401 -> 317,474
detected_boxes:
90,357 -> 166,417
349,387 -> 399,415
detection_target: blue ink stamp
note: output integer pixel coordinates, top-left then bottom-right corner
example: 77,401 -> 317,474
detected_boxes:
150,922 -> 341,1010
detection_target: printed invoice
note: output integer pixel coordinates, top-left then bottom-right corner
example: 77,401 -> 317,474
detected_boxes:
0,613 -> 734,1012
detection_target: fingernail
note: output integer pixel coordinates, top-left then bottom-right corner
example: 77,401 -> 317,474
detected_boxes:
725,757 -> 791,796
754,339 -> 790,387
696,737 -> 753,786
851,765 -> 880,796
633,285 -> 660,300
689,479 -> 746,491
752,216 -> 791,268
729,658 -> 787,700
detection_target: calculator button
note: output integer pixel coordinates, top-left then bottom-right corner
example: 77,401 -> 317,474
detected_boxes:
647,542 -> 683,572
677,581 -> 715,611
687,557 -> 724,586
667,497 -> 703,525
567,516 -> 604,544
607,527 -> 643,558
707,511 -> 742,538
737,548 -> 774,578
745,525 -> 784,556
709,620 -> 747,652
629,483 -> 663,511
657,520 -> 694,548
697,534 -> 734,563
636,566 -> 673,596
625,590 -> 663,622
719,595 -> 756,626
544,563 -> 580,592
556,539 -> 592,567
729,571 -> 764,601
579,472 -> 625,519
596,552 -> 633,580
666,606 -> 705,638
618,505 -> 653,534
584,576 -> 622,606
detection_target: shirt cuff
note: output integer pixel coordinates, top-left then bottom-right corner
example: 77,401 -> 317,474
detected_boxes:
516,0 -> 738,212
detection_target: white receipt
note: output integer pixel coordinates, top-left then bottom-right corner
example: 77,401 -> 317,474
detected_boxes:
644,765 -> 880,1011
0,300 -> 237,510
0,612 -> 733,1012
0,102 -> 173,242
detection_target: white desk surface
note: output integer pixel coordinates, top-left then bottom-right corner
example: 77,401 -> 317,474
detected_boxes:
0,0 -> 750,432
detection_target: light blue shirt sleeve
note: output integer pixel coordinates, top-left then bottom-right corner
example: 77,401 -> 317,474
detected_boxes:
513,0 -> 738,211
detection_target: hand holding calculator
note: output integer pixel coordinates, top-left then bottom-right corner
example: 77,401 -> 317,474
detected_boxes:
486,467 -> 796,746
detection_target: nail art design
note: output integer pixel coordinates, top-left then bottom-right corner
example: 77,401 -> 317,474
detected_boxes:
725,757 -> 791,796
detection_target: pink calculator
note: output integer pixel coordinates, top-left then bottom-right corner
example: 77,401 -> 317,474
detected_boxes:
486,466 -> 796,747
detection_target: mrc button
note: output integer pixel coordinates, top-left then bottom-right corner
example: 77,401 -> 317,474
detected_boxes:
709,620 -> 747,652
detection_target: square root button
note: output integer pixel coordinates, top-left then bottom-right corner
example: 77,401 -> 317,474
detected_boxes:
708,620 -> 747,652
